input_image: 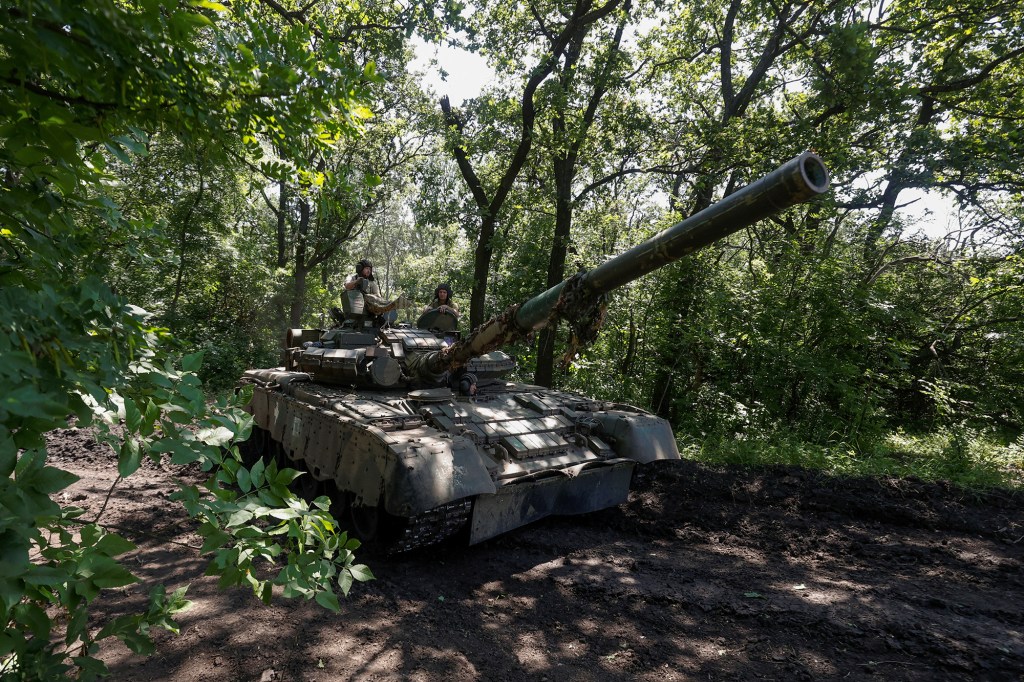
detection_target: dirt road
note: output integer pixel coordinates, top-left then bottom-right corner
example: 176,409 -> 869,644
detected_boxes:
46,427 -> 1024,681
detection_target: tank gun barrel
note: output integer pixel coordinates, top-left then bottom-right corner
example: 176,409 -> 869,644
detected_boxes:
514,151 -> 829,330
435,151 -> 830,372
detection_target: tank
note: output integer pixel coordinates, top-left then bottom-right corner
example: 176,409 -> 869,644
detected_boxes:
239,152 -> 830,552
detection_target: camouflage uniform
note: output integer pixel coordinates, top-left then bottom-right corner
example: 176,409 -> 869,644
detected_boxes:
344,259 -> 409,315
345,274 -> 394,313
421,283 -> 459,316
421,297 -> 459,315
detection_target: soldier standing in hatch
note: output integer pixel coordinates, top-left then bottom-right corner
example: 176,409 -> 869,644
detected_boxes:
345,258 -> 408,314
421,282 -> 459,319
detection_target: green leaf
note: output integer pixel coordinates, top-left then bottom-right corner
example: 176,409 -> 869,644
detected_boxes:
0,432 -> 17,477
180,11 -> 214,26
338,571 -> 353,596
73,654 -> 110,678
274,467 -> 303,486
191,0 -> 231,11
226,510 -> 254,527
314,589 -> 340,612
22,565 -> 68,587
142,400 -> 160,435
195,524 -> 228,552
250,457 -> 266,487
66,603 -> 89,645
237,465 -> 251,493
118,437 -> 142,477
165,585 -> 194,616
14,602 -> 51,639
28,465 -> 80,495
124,397 -> 143,432
81,555 -> 138,589
96,532 -> 137,558
348,564 -> 374,583
104,141 -> 132,164
268,508 -> 302,520
3,387 -> 68,419
181,352 -> 204,373
196,426 -> 234,447
121,628 -> 156,655
168,441 -> 202,465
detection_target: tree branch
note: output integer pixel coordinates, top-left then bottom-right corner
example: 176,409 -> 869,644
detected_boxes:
920,46 -> 1024,96
865,254 -> 951,286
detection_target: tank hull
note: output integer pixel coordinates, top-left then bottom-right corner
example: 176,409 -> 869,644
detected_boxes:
242,368 -> 679,549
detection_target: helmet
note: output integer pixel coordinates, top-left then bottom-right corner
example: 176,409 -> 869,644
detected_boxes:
435,282 -> 453,300
356,259 -> 374,280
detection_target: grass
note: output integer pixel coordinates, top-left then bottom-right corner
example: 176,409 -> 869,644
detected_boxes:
679,427 -> 1024,491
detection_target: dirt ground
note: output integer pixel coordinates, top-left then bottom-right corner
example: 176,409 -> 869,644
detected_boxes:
46,426 -> 1024,681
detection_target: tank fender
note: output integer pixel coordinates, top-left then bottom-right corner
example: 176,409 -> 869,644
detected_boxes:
380,431 -> 496,517
333,422 -> 390,509
247,388 -> 497,516
248,386 -> 271,427
592,411 -> 680,463
302,408 -> 351,479
241,369 -> 310,387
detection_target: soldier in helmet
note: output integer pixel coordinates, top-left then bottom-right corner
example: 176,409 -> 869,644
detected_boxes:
342,258 -> 409,318
422,282 -> 459,319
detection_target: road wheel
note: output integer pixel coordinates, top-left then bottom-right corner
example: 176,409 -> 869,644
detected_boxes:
350,503 -> 380,542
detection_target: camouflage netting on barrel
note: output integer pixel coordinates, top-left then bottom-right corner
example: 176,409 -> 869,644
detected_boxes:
551,272 -> 609,368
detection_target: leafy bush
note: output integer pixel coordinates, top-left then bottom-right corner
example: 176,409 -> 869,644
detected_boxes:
1,0 -> 377,676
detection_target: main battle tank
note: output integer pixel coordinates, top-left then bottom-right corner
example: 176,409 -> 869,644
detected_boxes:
239,152 -> 830,552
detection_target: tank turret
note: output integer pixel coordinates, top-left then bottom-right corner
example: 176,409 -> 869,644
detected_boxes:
239,152 -> 830,552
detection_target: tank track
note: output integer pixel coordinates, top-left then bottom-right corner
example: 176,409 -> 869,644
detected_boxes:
390,498 -> 473,553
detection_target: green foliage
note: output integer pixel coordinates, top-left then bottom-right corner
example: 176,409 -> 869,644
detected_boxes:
680,428 -> 1023,490
1,0 -> 381,677
543,0 -> 1023,473
172,441 -> 374,608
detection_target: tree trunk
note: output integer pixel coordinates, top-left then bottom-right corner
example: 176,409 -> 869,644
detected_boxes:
276,180 -> 288,269
469,213 -> 497,330
534,159 -> 575,387
289,198 -> 311,327
290,266 -> 308,328
441,0 -> 625,331
649,201 -> 709,419
168,173 -> 205,333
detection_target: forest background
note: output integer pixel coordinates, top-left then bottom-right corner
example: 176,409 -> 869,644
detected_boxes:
2,0 -> 1023,678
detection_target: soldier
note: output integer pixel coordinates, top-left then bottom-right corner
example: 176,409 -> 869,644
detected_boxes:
343,259 -> 408,318
421,282 -> 459,319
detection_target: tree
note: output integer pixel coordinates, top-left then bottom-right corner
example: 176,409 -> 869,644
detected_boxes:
440,0 -> 629,330
262,69 -> 437,327
528,0 -> 636,386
